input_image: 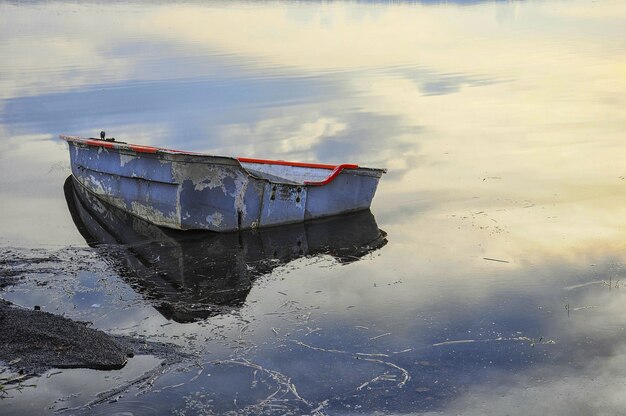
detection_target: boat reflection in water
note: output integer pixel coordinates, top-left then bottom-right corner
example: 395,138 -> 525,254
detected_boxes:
64,176 -> 388,323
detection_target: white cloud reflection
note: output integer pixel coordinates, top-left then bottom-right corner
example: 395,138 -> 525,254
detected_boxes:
421,286 -> 626,416
1,0 -> 625,280
2,1 -> 626,412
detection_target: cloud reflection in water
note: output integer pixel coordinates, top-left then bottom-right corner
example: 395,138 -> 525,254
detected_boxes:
1,0 -> 626,414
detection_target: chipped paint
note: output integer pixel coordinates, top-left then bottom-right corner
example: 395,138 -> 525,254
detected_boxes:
63,136 -> 383,232
78,183 -> 110,215
205,212 -> 224,227
74,174 -> 129,211
84,173 -> 108,195
172,162 -> 236,192
232,174 -> 249,221
131,201 -> 179,229
119,153 -> 138,167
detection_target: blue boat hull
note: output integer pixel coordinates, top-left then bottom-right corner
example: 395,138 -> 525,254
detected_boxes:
63,136 -> 385,232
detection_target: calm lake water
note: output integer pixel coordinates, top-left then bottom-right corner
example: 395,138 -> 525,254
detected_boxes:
1,0 -> 626,414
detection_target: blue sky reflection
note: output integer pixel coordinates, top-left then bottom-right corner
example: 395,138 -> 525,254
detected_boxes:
2,0 -> 626,414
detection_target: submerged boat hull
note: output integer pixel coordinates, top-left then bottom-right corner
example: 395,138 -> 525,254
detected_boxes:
62,136 -> 385,231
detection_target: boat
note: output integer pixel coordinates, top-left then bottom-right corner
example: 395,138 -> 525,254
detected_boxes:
64,176 -> 388,322
60,134 -> 386,232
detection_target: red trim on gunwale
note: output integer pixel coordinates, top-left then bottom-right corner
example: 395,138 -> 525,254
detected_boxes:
128,144 -> 159,154
304,164 -> 359,186
237,157 -> 357,171
84,139 -> 115,149
61,135 -> 360,186
65,136 -> 204,155
238,158 -> 359,186
82,139 -> 160,154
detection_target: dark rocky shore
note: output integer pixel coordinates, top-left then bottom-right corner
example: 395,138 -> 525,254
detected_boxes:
0,299 -> 131,374
0,247 -> 183,378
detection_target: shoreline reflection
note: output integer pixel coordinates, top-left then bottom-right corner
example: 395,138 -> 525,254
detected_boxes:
63,176 -> 387,323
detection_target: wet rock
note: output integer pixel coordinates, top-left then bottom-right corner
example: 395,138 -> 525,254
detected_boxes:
0,299 -> 130,373
0,246 -> 187,378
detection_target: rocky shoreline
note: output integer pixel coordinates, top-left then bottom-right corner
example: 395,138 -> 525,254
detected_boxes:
0,299 -> 131,374
0,247 -> 184,379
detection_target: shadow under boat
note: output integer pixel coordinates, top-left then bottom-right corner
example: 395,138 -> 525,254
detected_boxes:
63,176 -> 388,323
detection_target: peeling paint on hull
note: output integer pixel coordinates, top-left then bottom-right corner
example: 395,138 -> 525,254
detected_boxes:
62,136 -> 385,232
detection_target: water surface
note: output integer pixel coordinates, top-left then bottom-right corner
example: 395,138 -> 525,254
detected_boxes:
1,0 -> 626,414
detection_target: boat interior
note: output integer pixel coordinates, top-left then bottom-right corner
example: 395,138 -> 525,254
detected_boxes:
238,158 -> 357,186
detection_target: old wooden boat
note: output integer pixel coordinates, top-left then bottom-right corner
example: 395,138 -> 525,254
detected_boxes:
60,134 -> 386,232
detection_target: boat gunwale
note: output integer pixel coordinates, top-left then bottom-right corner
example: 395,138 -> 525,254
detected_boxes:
60,135 -> 387,186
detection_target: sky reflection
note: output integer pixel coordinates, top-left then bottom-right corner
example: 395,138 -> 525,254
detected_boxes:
1,0 -> 626,414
